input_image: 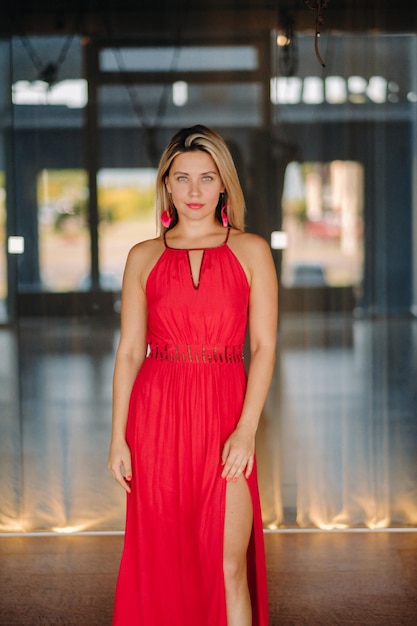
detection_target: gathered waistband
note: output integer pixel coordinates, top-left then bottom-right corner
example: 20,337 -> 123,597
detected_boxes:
146,342 -> 244,364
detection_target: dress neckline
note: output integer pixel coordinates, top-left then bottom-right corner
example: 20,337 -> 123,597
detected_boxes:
163,228 -> 230,251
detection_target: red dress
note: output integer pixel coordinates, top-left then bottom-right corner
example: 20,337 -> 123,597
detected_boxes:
113,229 -> 269,625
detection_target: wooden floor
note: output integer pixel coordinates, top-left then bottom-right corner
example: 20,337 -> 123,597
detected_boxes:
1,531 -> 416,625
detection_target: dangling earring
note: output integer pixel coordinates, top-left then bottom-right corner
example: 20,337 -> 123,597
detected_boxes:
161,189 -> 173,228
220,194 -> 229,227
161,190 -> 173,228
221,205 -> 229,228
161,208 -> 172,228
219,192 -> 229,227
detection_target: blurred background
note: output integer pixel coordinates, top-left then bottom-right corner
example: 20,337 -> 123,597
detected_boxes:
0,0 -> 416,534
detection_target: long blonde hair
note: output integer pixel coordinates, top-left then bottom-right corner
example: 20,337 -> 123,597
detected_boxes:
155,125 -> 245,233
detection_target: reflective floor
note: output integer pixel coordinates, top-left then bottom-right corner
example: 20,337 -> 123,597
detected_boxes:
0,313 -> 416,533
2,531 -> 417,625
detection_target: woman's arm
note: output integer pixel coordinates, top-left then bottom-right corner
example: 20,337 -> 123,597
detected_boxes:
221,234 -> 278,482
108,245 -> 149,493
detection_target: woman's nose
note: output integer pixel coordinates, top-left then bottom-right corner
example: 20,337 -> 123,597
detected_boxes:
189,181 -> 201,195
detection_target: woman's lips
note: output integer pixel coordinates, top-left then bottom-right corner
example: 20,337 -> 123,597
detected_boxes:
187,203 -> 204,209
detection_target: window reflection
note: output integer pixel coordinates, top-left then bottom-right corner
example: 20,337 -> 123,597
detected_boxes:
281,161 -> 364,288
99,46 -> 258,72
0,172 -> 6,318
37,169 -> 90,292
97,168 -> 157,288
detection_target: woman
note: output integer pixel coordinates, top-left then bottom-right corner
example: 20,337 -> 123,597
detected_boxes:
108,125 -> 278,626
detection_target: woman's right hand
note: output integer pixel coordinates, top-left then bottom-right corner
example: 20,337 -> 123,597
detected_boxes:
108,439 -> 133,493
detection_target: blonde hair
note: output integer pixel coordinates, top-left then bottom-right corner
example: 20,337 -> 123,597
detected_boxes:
155,125 -> 245,233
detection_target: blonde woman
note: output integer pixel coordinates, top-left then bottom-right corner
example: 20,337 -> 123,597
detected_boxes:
108,125 -> 277,626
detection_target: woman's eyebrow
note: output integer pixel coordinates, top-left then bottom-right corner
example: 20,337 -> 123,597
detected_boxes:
172,170 -> 218,176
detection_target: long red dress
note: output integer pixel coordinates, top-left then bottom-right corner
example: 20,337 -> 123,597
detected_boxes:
113,229 -> 269,625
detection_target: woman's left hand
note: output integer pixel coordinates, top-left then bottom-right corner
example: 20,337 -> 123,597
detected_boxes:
221,425 -> 255,482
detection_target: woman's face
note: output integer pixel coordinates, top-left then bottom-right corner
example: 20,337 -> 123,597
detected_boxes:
165,150 -> 224,224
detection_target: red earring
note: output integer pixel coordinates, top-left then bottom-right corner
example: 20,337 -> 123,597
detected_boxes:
161,209 -> 172,228
221,204 -> 229,227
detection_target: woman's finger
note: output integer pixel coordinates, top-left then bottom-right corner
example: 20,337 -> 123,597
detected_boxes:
245,455 -> 254,478
223,456 -> 247,481
110,460 -> 132,493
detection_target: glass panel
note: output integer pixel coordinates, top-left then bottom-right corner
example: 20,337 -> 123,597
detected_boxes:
100,46 -> 258,72
0,38 -> 11,321
281,161 -> 364,287
37,169 -> 90,291
12,79 -> 87,108
272,33 -> 416,111
97,168 -> 158,291
2,29 -> 415,538
0,171 -> 6,319
99,83 -> 262,128
11,36 -> 85,129
10,35 -> 86,296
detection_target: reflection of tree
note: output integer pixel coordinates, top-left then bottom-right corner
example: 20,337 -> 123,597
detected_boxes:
54,199 -> 87,233
98,184 -> 155,222
38,169 -> 89,235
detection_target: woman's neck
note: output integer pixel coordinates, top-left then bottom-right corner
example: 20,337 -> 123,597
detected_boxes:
166,220 -> 228,248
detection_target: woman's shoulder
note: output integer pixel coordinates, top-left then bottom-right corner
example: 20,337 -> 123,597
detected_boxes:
227,229 -> 274,284
127,236 -> 164,262
228,229 -> 271,257
124,236 -> 165,282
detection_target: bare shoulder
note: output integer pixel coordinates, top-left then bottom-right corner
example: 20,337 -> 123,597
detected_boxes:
227,229 -> 275,283
228,229 -> 273,263
124,236 -> 165,286
128,236 -> 164,259
229,229 -> 270,250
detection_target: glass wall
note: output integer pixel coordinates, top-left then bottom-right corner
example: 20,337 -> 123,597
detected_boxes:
1,30 -> 416,533
9,36 -> 86,302
0,170 -> 6,320
0,39 -> 10,322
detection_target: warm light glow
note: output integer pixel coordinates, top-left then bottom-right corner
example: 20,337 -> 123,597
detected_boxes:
277,34 -> 291,47
0,520 -> 27,532
52,524 -> 89,534
366,518 -> 390,530
315,522 -> 350,530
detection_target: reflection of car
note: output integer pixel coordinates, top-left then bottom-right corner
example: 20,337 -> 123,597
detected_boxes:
284,262 -> 327,288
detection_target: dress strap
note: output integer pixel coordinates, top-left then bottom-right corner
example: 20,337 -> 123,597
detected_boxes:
223,227 -> 231,245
